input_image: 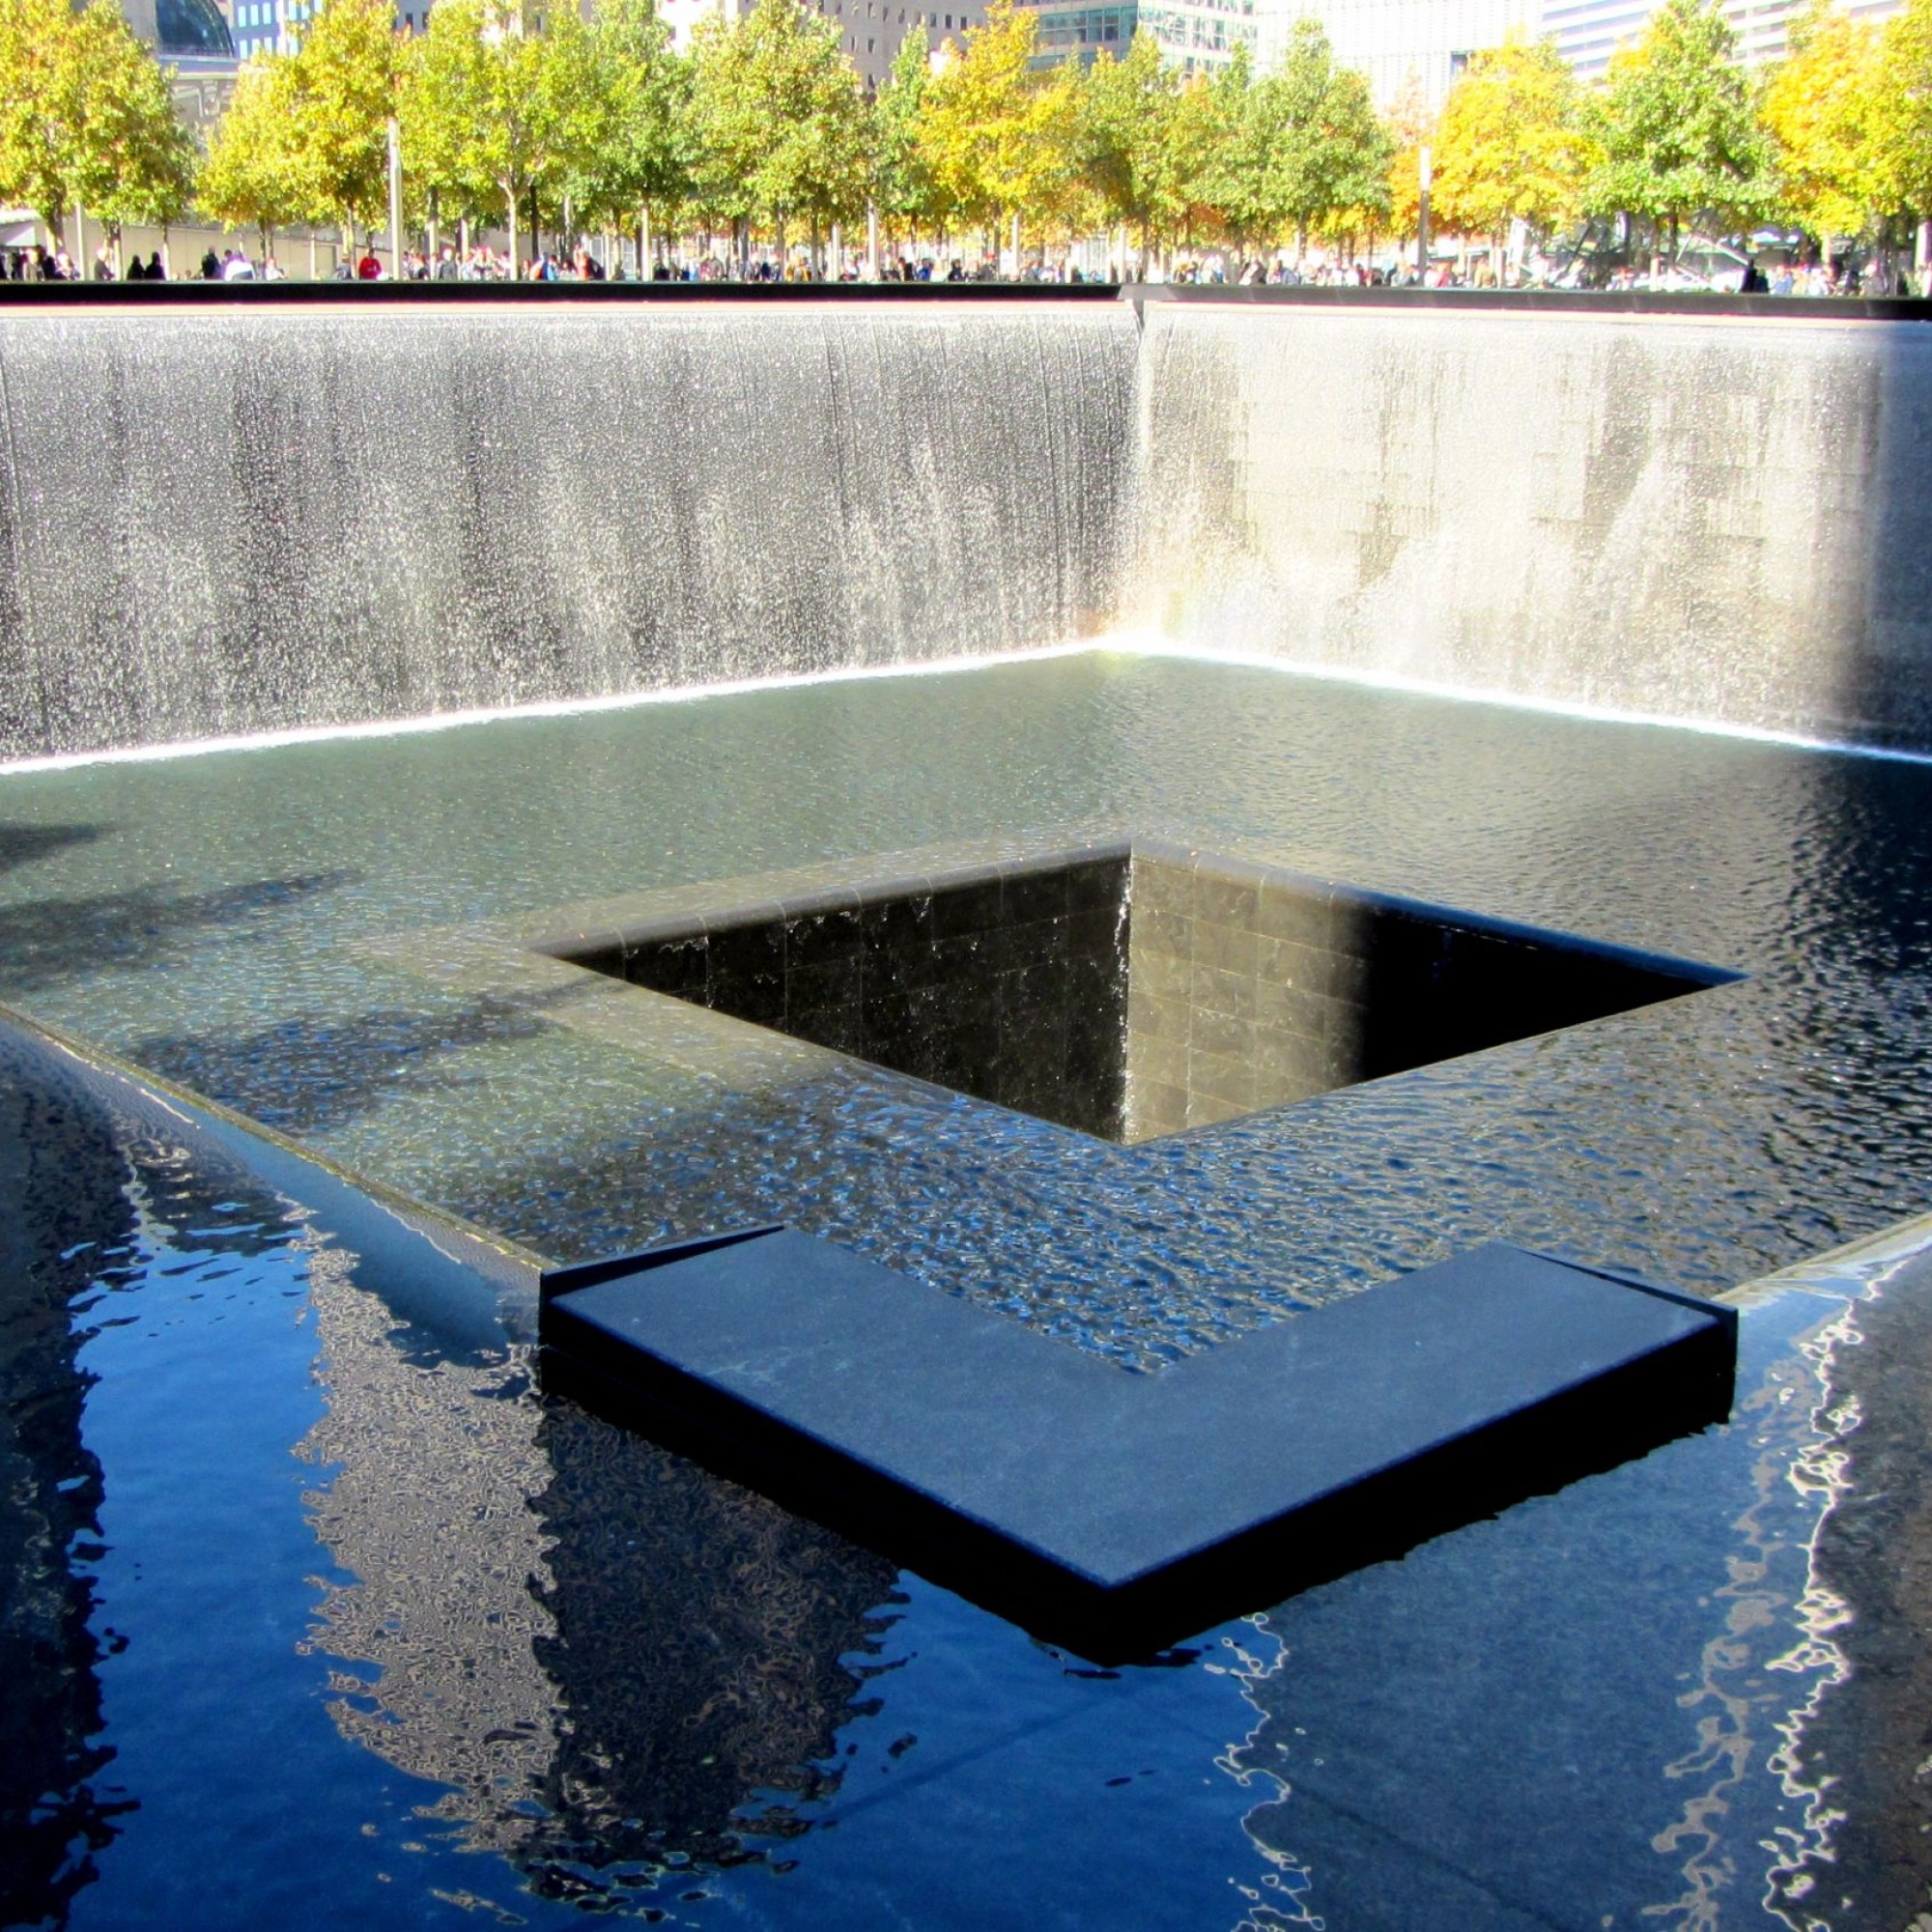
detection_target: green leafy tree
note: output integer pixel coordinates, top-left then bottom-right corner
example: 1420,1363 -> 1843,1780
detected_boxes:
1181,42 -> 1275,251
1078,28 -> 1183,272
1432,31 -> 1593,248
284,0 -> 401,241
1762,0 -> 1889,242
1875,0 -> 1932,222
0,0 -> 191,250
875,27 -> 941,240
918,0 -> 1078,261
1585,0 -> 1771,265
571,0 -> 692,252
69,0 -> 195,258
402,0 -> 594,270
1266,20 -> 1392,258
199,57 -> 307,257
0,0 -> 88,239
689,0 -> 870,256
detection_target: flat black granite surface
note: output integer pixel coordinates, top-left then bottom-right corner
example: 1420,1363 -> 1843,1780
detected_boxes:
541,1227 -> 1736,1660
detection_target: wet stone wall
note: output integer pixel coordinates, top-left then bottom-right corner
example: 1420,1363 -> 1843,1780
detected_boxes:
1130,302 -> 1932,752
0,303 -> 1136,759
5,296 -> 1932,757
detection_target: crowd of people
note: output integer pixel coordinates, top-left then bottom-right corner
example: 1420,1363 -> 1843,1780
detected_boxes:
0,233 -> 1919,297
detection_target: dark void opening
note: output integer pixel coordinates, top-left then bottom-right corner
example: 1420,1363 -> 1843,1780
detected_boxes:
564,843 -> 1739,1143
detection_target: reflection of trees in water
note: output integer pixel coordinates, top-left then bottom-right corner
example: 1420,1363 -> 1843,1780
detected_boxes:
298,1252 -> 566,1856
298,1257 -> 898,1906
0,1025 -> 337,1927
526,1404 -> 901,1890
0,1049 -> 135,1926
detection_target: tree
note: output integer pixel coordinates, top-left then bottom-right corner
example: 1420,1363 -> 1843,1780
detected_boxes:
1268,19 -> 1392,257
875,27 -> 941,241
199,57 -> 307,258
284,0 -> 401,242
1078,29 -> 1183,272
403,0 -> 594,271
1181,42 -> 1275,252
1382,67 -> 1433,245
689,0 -> 870,258
1876,0 -> 1932,223
1586,0 -> 1771,265
69,0 -> 194,259
0,0 -> 86,240
0,0 -> 191,249
918,0 -> 1078,263
1432,31 -> 1592,248
1762,0 -> 1889,242
571,0 -> 692,254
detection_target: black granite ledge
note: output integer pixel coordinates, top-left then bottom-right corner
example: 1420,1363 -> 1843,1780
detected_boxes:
0,280 -> 1126,309
1133,284 -> 1932,322
4,280 -> 1926,321
540,1226 -> 1738,1662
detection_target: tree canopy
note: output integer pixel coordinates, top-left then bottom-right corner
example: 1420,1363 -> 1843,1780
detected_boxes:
1586,0 -> 1772,251
0,0 -> 192,243
199,56 -> 307,252
688,0 -> 870,237
1761,0 -> 1890,240
1433,32 -> 1593,243
919,0 -> 1079,241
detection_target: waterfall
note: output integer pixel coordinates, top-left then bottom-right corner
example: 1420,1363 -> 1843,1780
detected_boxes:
3,293 -> 1930,759
0,301 -> 1137,758
1129,300 -> 1932,753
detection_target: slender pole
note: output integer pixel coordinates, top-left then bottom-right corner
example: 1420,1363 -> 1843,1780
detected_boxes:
1416,144 -> 1431,280
387,119 -> 404,278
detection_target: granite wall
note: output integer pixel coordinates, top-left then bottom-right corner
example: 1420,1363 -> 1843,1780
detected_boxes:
1130,301 -> 1932,752
0,301 -> 1136,759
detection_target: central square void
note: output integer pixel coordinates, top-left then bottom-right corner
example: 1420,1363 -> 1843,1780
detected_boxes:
564,839 -> 1738,1143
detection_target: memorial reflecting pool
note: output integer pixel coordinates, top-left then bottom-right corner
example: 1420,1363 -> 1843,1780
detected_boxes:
7,650 -> 1932,1927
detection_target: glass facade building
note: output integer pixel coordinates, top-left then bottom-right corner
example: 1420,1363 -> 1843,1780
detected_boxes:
1543,0 -> 1901,76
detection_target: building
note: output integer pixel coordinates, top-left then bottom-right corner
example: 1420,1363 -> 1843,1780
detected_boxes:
1544,0 -> 1902,77
657,0 -> 986,89
1250,0 -> 1535,105
221,0 -> 323,60
1027,0 -> 1252,71
1022,0 -> 1528,96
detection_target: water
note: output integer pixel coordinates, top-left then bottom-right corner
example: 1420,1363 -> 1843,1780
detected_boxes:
0,654 -> 1924,1353
0,1009 -> 1894,1929
5,298 -> 1931,758
1131,304 -> 1932,752
0,303 -> 1134,758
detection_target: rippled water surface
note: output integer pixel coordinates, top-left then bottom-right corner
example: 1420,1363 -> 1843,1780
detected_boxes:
1,653 -> 1926,1343
4,652 -> 1932,1927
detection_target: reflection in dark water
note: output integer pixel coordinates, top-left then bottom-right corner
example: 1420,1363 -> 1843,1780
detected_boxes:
0,822 -> 108,875
293,1236 -> 898,1910
526,1405 -> 900,1889
134,983 -> 589,1135
0,1047 -> 137,1924
0,869 -> 355,997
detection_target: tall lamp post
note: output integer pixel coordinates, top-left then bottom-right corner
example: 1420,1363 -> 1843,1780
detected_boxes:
387,118 -> 404,280
1416,144 -> 1432,283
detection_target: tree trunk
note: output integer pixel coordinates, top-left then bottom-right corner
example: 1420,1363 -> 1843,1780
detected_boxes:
505,185 -> 519,275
